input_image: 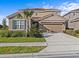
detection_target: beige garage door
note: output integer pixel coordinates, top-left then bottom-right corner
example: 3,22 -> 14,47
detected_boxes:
43,24 -> 64,32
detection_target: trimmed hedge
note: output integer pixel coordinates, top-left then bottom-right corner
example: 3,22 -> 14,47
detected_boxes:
64,29 -> 79,38
0,30 -> 43,37
0,30 -> 26,37
11,31 -> 26,37
75,30 -> 79,34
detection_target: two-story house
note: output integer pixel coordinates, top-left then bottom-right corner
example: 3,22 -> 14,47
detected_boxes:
7,8 -> 66,32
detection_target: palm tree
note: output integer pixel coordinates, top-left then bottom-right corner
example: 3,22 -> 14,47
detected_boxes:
17,10 -> 33,36
25,10 -> 33,31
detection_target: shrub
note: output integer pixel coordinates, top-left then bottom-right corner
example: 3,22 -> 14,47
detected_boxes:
0,30 -> 26,37
11,31 -> 26,37
0,29 -> 42,37
75,30 -> 79,34
67,28 -> 74,30
27,28 -> 37,37
64,29 -> 74,35
34,33 -> 43,38
27,28 -> 42,37
0,30 -> 11,37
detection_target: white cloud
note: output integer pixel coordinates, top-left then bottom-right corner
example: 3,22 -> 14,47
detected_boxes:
57,2 -> 79,15
42,2 -> 53,9
42,2 -> 79,15
0,15 -> 4,19
43,4 -> 53,8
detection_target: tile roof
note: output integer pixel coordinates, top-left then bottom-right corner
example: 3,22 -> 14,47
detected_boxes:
19,8 -> 60,11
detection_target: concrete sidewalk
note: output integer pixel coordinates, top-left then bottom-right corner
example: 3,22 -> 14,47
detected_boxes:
0,42 -> 47,46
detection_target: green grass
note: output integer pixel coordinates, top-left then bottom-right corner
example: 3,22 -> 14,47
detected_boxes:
0,46 -> 46,54
0,37 -> 46,42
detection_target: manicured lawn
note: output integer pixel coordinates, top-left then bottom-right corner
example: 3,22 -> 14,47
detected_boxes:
0,37 -> 46,42
0,46 -> 46,54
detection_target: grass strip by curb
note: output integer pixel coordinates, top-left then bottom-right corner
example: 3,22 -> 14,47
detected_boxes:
0,46 -> 46,54
0,37 -> 46,42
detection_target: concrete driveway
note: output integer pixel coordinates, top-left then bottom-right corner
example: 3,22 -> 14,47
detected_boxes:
40,32 -> 79,53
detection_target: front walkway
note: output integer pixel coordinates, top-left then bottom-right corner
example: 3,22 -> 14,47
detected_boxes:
0,42 -> 47,46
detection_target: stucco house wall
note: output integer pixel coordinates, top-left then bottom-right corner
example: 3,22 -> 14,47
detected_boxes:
73,21 -> 79,30
7,8 -> 66,32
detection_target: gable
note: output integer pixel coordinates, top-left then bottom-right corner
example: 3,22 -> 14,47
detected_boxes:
7,13 -> 24,19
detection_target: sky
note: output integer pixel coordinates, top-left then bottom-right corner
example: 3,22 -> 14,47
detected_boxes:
0,0 -> 79,24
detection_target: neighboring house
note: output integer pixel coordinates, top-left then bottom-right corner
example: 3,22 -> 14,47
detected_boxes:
7,8 -> 66,32
64,9 -> 79,30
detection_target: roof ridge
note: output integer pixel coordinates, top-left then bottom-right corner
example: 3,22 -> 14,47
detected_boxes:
18,8 -> 60,12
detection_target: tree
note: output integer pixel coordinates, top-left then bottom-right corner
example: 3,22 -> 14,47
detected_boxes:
21,10 -> 33,31
2,18 -> 6,29
17,10 -> 33,36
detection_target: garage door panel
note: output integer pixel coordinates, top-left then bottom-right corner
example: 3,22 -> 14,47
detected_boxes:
43,24 -> 64,32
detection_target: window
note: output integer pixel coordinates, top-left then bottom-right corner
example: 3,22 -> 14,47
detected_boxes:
20,20 -> 26,29
13,20 -> 19,29
13,20 -> 26,29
